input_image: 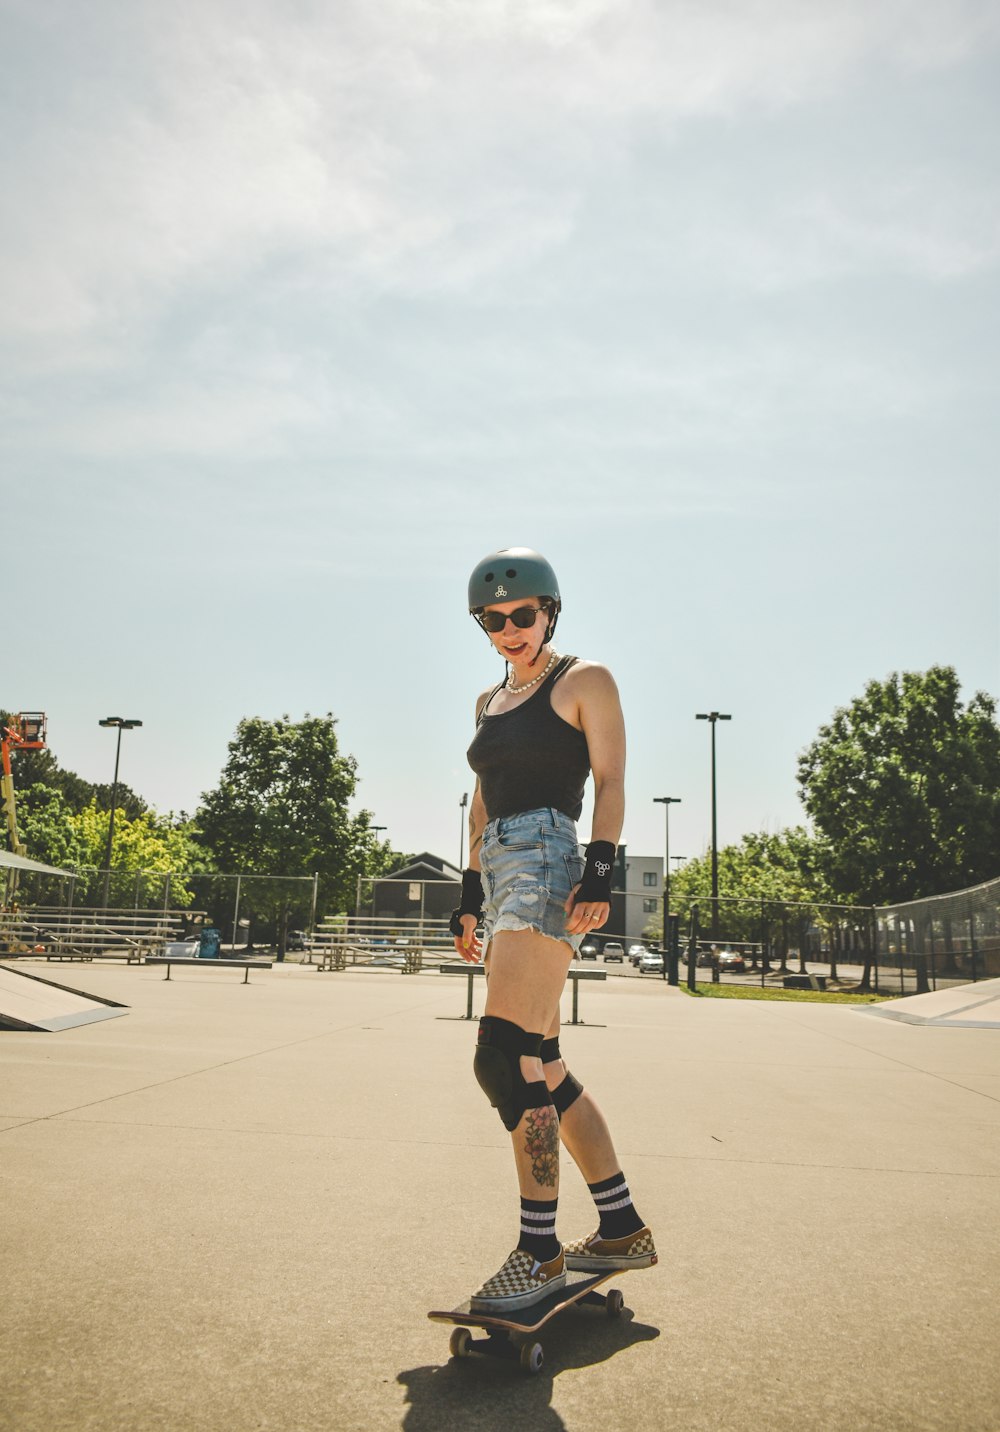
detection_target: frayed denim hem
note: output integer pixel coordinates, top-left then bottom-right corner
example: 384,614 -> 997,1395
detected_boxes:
486,913 -> 582,956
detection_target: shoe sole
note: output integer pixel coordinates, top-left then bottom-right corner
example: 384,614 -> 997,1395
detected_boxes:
564,1252 -> 658,1272
469,1271 -> 567,1313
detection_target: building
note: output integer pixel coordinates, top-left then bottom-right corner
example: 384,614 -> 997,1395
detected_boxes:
370,853 -> 460,921
603,847 -> 664,944
622,851 -> 664,943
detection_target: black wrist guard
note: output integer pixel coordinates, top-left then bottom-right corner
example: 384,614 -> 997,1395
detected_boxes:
574,841 -> 616,904
449,868 -> 485,937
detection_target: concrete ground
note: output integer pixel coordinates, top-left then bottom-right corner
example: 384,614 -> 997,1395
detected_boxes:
1,960 -> 998,1432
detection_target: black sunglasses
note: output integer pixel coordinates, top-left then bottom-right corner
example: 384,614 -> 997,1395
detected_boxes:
479,605 -> 546,634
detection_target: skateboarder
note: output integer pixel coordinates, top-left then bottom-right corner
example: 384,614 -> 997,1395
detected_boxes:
451,547 -> 656,1314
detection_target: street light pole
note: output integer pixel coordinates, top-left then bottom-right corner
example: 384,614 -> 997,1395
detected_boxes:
696,711 -> 731,940
363,826 -> 388,928
653,797 -> 681,980
98,717 -> 142,909
459,792 -> 468,869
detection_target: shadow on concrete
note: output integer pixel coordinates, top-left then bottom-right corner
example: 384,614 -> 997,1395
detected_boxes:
399,1311 -> 660,1431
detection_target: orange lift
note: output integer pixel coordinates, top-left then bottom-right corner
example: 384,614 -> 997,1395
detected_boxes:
1,712 -> 48,903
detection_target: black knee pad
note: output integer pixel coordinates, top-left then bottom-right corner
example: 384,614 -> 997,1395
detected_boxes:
540,1036 -> 584,1116
474,1016 -> 551,1132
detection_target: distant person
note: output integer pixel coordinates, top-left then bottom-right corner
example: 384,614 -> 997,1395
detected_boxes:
450,547 -> 656,1313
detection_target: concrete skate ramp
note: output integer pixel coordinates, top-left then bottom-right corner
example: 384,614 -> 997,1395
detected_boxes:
0,964 -> 128,1032
864,976 -> 1000,1030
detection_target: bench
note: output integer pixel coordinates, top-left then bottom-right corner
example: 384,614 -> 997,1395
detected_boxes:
439,963 -> 606,1025
145,957 -> 273,984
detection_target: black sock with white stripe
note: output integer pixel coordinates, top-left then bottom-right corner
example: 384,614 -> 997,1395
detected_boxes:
589,1172 -> 645,1239
516,1196 -> 561,1264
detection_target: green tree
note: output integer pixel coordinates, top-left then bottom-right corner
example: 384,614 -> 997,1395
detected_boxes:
665,828 -> 823,915
658,828 -> 878,979
657,827 -> 826,950
797,667 -> 1000,904
16,783 -> 87,870
68,804 -> 207,906
195,714 -> 382,954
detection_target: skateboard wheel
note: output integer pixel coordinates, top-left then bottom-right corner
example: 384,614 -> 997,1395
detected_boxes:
449,1327 -> 472,1359
520,1341 -> 544,1375
606,1288 -> 624,1318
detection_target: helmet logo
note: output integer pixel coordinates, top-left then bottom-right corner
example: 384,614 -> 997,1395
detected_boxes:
494,584 -> 508,597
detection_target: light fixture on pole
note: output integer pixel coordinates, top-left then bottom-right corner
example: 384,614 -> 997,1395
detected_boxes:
653,797 -> 681,982
98,717 -> 143,908
695,711 -> 731,939
458,792 -> 468,869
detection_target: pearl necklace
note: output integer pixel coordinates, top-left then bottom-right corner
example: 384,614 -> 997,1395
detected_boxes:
507,651 -> 558,695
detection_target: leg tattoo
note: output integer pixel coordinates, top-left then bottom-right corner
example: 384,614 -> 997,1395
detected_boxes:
523,1106 -> 559,1188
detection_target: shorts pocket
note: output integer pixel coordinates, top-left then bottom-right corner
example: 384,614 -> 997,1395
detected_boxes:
564,851 -> 585,890
490,829 -> 542,853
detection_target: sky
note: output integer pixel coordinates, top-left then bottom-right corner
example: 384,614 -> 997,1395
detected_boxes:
3,0 -> 999,872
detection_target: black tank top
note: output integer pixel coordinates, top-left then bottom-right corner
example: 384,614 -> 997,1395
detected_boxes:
467,656 -> 591,821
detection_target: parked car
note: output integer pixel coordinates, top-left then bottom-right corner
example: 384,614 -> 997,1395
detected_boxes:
602,941 -> 625,962
286,930 -> 308,952
639,949 -> 664,974
717,948 -> 746,973
628,943 -> 647,967
162,937 -> 199,958
579,941 -> 600,961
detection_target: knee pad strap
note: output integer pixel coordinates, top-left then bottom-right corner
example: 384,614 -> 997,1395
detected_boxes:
540,1035 -> 583,1115
474,1016 -> 551,1132
552,1070 -> 584,1116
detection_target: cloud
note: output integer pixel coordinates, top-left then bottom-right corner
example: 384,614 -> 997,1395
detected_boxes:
2,0 -> 997,363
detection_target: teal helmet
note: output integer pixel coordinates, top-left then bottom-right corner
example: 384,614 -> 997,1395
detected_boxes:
468,547 -> 561,641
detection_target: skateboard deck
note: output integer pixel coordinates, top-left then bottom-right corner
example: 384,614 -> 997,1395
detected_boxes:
428,1261 -> 653,1374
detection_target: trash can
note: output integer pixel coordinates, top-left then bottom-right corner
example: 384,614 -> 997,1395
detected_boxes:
198,926 -> 221,959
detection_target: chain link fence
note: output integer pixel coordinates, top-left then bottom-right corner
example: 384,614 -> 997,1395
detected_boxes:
875,875 -> 1000,992
7,860 -> 999,991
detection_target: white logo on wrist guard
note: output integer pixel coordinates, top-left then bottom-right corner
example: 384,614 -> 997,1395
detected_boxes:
595,861 -> 611,877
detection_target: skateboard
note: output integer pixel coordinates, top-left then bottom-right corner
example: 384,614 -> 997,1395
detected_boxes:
428,1261 -> 653,1375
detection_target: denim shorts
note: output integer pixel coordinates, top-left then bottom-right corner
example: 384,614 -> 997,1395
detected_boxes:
480,808 -> 586,955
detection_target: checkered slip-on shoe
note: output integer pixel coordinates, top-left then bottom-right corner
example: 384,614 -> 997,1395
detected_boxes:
469,1248 -> 566,1312
564,1227 -> 657,1271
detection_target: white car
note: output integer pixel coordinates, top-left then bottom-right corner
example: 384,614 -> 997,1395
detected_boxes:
628,943 -> 647,967
639,949 -> 665,974
161,937 -> 200,958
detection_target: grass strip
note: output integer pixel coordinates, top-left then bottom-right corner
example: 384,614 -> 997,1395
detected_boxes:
679,982 -> 888,1005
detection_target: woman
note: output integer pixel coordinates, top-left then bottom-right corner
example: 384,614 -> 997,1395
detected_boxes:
451,546 -> 656,1312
